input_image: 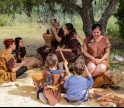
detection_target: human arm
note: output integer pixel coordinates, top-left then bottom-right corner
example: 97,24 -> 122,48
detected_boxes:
64,77 -> 69,89
95,38 -> 111,64
63,60 -> 71,76
83,42 -> 96,62
61,48 -> 72,52
95,47 -> 110,64
84,65 -> 94,87
51,26 -> 62,42
11,61 -> 25,72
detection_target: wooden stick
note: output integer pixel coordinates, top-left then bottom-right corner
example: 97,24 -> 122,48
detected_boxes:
0,85 -> 12,87
84,65 -> 89,73
58,46 -> 66,62
84,65 -> 91,77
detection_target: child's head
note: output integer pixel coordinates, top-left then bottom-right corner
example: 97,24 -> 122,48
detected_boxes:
73,61 -> 85,75
46,53 -> 58,68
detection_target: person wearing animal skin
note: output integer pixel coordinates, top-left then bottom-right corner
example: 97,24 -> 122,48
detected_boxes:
83,23 -> 113,87
0,39 -> 27,83
36,53 -> 70,106
37,19 -> 65,68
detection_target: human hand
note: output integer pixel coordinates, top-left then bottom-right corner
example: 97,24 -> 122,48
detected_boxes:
64,76 -> 69,80
90,56 -> 96,62
84,65 -> 92,77
63,60 -> 68,67
51,26 -> 56,33
55,46 -> 60,51
55,48 -> 59,51
95,58 -> 101,64
21,61 -> 25,66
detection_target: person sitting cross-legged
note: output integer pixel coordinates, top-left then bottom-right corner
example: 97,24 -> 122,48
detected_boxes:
63,61 -> 94,105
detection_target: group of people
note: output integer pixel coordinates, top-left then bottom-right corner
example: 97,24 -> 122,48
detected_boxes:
0,18 -> 112,106
0,37 -> 39,82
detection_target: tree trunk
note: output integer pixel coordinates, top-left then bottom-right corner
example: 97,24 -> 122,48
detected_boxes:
98,0 -> 119,36
79,0 -> 95,37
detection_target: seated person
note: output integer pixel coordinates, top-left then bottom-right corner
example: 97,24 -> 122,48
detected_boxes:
0,39 -> 27,83
36,53 -> 70,106
83,24 -> 111,78
55,23 -> 82,70
63,61 -> 94,105
12,37 -> 39,69
37,19 -> 65,68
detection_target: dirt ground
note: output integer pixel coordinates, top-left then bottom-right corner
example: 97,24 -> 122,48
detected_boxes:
0,68 -> 101,107
1,68 -> 124,107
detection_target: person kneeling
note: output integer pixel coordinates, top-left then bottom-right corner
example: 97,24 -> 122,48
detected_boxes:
37,53 -> 70,106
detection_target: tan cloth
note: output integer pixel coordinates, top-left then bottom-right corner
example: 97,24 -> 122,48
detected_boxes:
32,72 -> 43,89
84,36 -> 111,67
93,69 -> 113,87
42,70 -> 63,106
0,50 -> 16,83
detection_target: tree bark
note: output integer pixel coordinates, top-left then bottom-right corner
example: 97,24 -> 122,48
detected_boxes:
99,0 -> 119,36
79,0 -> 95,37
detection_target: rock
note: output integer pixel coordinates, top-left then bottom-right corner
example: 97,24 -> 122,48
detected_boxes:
114,55 -> 124,62
111,60 -> 120,64
108,70 -> 124,87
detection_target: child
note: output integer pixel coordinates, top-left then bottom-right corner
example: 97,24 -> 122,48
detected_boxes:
63,61 -> 94,105
37,53 -> 70,106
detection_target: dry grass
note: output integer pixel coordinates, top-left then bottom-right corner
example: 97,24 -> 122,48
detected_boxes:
0,22 -> 85,57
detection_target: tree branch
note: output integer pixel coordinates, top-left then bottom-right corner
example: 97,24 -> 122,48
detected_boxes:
50,0 -> 82,13
99,0 -> 119,23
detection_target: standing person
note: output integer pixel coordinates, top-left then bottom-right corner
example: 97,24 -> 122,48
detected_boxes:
0,39 -> 27,83
83,23 -> 113,87
12,37 -> 38,69
63,61 -> 94,105
55,23 -> 82,70
36,53 -> 70,106
37,19 -> 65,68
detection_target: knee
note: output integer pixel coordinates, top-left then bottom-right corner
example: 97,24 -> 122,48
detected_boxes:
97,64 -> 106,72
87,63 -> 96,72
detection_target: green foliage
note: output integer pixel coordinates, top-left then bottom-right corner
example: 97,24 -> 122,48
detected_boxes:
114,0 -> 124,38
106,16 -> 119,37
92,0 -> 109,21
0,14 -> 10,26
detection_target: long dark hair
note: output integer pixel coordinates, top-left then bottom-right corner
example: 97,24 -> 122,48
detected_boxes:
65,23 -> 77,37
15,37 -> 22,50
